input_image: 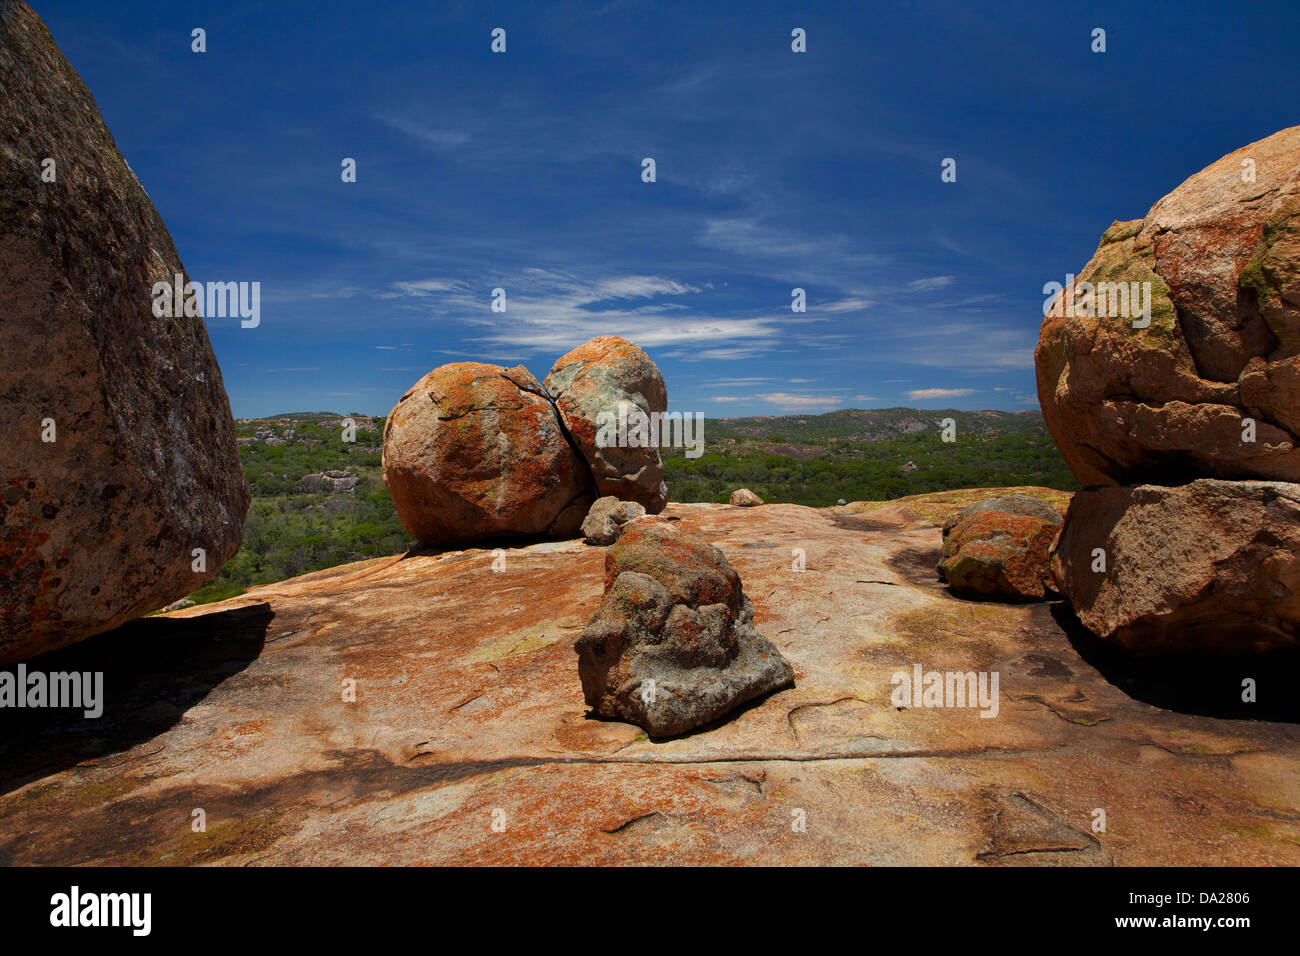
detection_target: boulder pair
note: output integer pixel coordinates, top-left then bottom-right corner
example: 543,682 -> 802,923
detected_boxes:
381,336 -> 668,545
1037,125 -> 1300,655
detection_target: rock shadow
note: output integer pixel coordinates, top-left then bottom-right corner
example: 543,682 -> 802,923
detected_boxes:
0,602 -> 272,795
1051,602 -> 1300,723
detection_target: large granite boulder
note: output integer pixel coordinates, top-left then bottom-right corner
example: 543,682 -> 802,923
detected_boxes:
1035,125 -> 1300,486
544,336 -> 669,513
575,521 -> 794,737
1050,480 -> 1300,655
939,509 -> 1060,601
382,362 -> 594,544
0,1 -> 249,664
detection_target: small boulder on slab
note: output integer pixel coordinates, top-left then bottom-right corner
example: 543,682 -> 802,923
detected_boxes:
580,495 -> 647,545
938,504 -> 1061,601
575,521 -> 794,737
730,488 -> 763,507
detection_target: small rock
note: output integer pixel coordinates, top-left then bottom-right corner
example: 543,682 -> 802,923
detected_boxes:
575,521 -> 794,737
162,599 -> 196,613
938,510 -> 1059,601
581,496 -> 647,545
730,488 -> 763,507
836,498 -> 847,506
941,494 -> 1063,537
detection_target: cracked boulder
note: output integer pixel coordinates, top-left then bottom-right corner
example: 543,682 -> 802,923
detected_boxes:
575,520 -> 794,737
1050,479 -> 1300,655
544,336 -> 669,513
0,1 -> 249,664
1035,125 -> 1300,485
938,497 -> 1062,601
381,362 -> 594,544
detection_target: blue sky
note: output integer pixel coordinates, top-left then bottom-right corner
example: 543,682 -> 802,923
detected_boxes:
36,0 -> 1300,418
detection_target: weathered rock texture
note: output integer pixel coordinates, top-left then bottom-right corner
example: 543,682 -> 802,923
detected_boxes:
939,510 -> 1060,602
940,494 -> 1064,537
381,363 -> 593,544
1035,125 -> 1300,486
729,488 -> 763,507
575,521 -> 794,737
580,495 -> 645,546
1050,480 -> 1300,655
3,490 -> 1296,866
544,336 -> 669,513
0,1 -> 249,664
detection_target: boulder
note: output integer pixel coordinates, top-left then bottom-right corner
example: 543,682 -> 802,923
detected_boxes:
575,521 -> 794,737
580,495 -> 646,546
1035,125 -> 1300,486
544,336 -> 669,513
1050,480 -> 1300,655
938,511 -> 1060,601
0,2 -> 249,664
940,493 -> 1064,536
730,488 -> 763,507
381,362 -> 594,544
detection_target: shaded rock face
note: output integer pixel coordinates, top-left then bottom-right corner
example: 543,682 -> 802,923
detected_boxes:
0,1 -> 249,664
544,336 -> 669,513
939,511 -> 1059,601
382,363 -> 594,545
729,488 -> 763,507
580,495 -> 646,546
575,521 -> 794,737
1035,125 -> 1300,486
1050,480 -> 1300,656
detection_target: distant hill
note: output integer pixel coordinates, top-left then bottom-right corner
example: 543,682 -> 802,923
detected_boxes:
701,407 -> 1044,443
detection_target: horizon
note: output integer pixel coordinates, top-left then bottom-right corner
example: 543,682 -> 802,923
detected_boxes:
32,0 -> 1300,418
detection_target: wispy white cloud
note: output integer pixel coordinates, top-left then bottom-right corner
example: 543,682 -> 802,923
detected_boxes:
906,387 -> 975,400
756,392 -> 844,409
908,276 -> 956,292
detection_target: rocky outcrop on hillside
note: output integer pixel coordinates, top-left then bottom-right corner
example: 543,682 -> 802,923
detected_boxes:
2,492 -> 1294,866
1037,126 -> 1300,655
299,470 -> 360,494
0,0 -> 249,664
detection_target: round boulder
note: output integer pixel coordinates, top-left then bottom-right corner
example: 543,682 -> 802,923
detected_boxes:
544,336 -> 669,513
382,363 -> 594,544
1035,125 -> 1300,485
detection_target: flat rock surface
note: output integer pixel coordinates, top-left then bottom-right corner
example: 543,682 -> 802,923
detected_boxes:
2,491 -> 1297,865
